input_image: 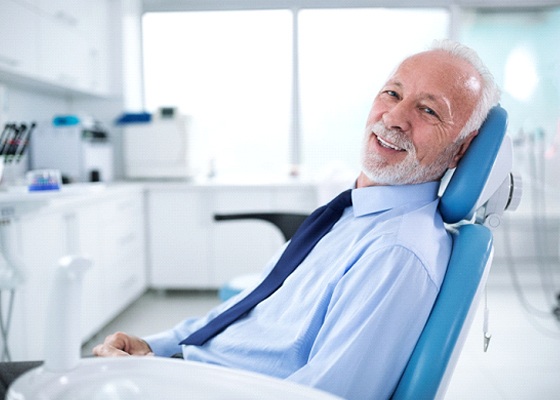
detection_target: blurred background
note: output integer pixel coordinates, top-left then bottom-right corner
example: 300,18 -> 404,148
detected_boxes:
1,1 -> 559,398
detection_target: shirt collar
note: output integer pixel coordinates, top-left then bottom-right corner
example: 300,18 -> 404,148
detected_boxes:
351,181 -> 440,217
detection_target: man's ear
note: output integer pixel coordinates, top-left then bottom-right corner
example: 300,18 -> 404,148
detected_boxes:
448,130 -> 478,169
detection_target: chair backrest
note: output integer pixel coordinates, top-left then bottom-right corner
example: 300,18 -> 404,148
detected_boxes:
392,106 -> 518,399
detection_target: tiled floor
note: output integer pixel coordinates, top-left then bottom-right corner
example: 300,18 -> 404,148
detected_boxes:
83,262 -> 560,399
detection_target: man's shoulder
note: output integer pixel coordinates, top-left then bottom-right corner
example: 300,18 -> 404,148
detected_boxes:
355,200 -> 451,288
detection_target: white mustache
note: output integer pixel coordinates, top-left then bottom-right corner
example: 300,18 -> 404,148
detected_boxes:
370,121 -> 414,152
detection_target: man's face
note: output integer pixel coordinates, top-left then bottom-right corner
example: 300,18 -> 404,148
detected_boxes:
359,50 -> 482,186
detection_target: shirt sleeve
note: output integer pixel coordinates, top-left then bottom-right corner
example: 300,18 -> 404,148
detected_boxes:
144,244 -> 289,357
143,317 -> 199,357
143,291 -> 255,357
285,245 -> 440,400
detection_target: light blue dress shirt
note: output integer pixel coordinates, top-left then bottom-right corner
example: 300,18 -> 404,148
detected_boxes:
145,182 -> 452,400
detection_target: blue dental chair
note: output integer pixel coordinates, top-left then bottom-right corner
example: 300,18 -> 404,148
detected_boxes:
215,106 -> 521,399
392,105 -> 521,399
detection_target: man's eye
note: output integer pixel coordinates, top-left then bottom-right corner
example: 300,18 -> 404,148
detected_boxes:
421,107 -> 438,118
384,90 -> 399,99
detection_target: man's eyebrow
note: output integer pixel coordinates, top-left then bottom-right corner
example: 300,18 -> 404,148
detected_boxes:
421,93 -> 452,115
423,93 -> 444,103
385,79 -> 403,89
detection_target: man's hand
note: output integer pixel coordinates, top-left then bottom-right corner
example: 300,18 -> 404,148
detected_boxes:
92,331 -> 154,357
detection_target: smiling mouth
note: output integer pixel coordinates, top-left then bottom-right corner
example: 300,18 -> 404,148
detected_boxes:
375,133 -> 406,152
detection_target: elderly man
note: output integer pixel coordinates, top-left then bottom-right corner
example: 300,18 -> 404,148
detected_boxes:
2,40 -> 500,400
92,40 -> 500,399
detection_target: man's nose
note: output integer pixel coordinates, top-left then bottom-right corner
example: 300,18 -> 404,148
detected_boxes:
382,102 -> 411,132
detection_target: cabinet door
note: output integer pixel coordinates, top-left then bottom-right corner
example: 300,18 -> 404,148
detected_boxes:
37,0 -> 91,34
80,1 -> 111,95
38,15 -> 91,91
0,1 -> 39,77
148,189 -> 212,288
98,194 -> 147,316
35,0 -> 110,94
69,204 -> 105,340
1,0 -> 112,96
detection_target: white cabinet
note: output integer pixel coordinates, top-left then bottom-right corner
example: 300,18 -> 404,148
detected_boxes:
3,186 -> 147,361
0,0 -> 112,96
81,2 -> 111,95
37,14 -> 91,91
97,193 -> 147,317
8,211 -> 67,361
147,184 -> 318,289
36,0 -> 111,94
0,0 -> 39,77
69,203 -> 106,339
147,187 -> 213,289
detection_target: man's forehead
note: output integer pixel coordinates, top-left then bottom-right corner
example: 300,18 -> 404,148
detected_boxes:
389,52 -> 481,103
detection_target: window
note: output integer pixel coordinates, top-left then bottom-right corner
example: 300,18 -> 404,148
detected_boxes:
142,8 -> 449,178
298,8 -> 449,176
143,11 -> 292,177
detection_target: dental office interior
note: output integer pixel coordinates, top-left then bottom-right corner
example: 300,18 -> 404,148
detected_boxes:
0,0 -> 559,398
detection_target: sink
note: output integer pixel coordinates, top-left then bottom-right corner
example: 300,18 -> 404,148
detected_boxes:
7,253 -> 341,400
7,357 -> 341,400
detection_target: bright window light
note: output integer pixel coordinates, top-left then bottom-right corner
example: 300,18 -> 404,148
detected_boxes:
299,8 -> 450,177
142,8 -> 449,178
504,45 -> 539,101
143,11 -> 292,177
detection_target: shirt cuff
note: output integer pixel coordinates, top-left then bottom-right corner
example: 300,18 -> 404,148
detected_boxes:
143,332 -> 184,357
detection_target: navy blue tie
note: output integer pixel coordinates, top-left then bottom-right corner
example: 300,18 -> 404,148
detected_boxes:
180,189 -> 353,346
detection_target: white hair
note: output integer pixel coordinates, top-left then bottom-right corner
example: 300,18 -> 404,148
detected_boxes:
430,39 -> 501,140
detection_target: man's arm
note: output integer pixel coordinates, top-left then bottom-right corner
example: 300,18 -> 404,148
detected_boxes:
136,247 -> 286,357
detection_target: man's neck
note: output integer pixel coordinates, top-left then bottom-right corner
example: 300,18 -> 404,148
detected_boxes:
356,172 -> 378,188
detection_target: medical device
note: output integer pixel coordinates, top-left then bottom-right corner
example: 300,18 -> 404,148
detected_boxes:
121,108 -> 192,179
31,118 -> 114,183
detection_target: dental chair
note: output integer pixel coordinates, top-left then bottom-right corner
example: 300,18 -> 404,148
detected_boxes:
215,106 -> 521,399
392,105 -> 521,399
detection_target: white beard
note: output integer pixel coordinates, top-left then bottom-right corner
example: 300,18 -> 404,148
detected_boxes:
361,121 -> 460,185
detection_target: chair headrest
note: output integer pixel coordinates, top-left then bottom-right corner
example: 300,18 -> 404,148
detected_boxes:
439,106 -> 512,225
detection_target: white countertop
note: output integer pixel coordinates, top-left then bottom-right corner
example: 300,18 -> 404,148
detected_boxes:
134,173 -> 320,188
0,182 -> 144,217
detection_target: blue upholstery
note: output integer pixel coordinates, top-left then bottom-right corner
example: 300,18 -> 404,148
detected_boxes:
392,106 -> 509,399
439,106 -> 508,224
391,224 -> 493,399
